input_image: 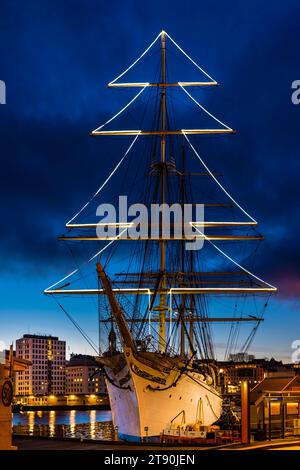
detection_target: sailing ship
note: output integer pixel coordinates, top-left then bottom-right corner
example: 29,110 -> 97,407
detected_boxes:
45,31 -> 277,441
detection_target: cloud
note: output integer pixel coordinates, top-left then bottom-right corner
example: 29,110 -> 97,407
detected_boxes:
0,0 -> 300,288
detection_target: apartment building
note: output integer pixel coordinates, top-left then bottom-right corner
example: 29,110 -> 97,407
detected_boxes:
15,334 -> 66,395
65,354 -> 106,395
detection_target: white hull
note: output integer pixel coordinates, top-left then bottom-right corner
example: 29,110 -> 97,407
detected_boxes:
104,350 -> 222,440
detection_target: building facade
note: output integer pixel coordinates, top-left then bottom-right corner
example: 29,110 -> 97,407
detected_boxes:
219,358 -> 298,394
65,354 -> 106,395
219,361 -> 265,393
250,375 -> 300,440
15,334 -> 66,395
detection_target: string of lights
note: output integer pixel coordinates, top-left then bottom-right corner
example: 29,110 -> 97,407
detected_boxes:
190,222 -> 276,290
182,131 -> 257,223
66,133 -> 140,226
165,31 -> 217,84
108,32 -> 162,86
44,225 -> 133,292
178,83 -> 232,130
91,88 -> 147,133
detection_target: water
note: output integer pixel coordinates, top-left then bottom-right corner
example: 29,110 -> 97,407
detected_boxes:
13,410 -> 114,440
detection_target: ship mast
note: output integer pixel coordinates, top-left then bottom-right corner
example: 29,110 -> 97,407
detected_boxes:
45,31 -> 277,359
158,31 -> 167,352
180,144 -> 186,358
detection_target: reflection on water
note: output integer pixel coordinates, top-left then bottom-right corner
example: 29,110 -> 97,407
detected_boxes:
28,411 -> 34,435
70,409 -> 76,436
13,410 -> 113,441
49,410 -> 55,438
90,410 -> 96,440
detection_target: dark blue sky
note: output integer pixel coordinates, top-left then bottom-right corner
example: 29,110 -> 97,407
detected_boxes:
0,0 -> 300,360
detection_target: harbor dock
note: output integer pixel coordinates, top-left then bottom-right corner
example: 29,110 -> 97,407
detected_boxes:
12,436 -> 300,451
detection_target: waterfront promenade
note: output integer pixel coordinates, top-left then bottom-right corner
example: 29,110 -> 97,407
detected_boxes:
12,436 -> 300,451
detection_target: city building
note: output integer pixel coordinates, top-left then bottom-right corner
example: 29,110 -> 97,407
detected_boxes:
65,354 -> 106,395
219,357 -> 299,394
219,362 -> 265,393
250,375 -> 300,440
15,334 -> 66,396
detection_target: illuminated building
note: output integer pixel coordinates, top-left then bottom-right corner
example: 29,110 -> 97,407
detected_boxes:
250,375 -> 300,440
218,361 -> 264,393
15,334 -> 66,395
218,357 -> 298,393
65,354 -> 106,395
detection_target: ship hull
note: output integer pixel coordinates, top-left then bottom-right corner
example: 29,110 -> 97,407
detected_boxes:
104,350 -> 222,441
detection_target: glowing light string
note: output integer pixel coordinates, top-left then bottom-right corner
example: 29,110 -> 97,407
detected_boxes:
165,31 -> 217,83
190,223 -> 277,290
178,83 -> 232,130
44,225 -> 133,292
92,88 -> 147,133
108,32 -> 162,86
87,224 -> 132,263
182,131 -> 257,223
66,133 -> 140,226
45,268 -> 79,293
108,30 -> 217,87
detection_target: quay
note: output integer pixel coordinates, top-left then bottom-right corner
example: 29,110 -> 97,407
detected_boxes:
13,402 -> 110,412
12,436 -> 300,451
13,393 -> 110,411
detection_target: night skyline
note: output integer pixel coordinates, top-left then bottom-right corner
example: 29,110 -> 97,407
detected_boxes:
1,0 -> 300,361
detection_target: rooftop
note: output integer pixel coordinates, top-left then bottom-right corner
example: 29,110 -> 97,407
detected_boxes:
250,375 -> 300,404
22,334 -> 60,341
66,354 -> 98,367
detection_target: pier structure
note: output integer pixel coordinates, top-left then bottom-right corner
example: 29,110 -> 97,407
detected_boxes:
0,346 -> 30,450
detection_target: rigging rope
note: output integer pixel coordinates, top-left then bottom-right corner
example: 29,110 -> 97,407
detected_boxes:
178,83 -> 232,130
182,133 -> 277,289
164,32 -> 217,83
66,134 -> 140,226
224,302 -> 238,360
53,298 -> 99,354
92,87 -> 147,133
181,135 -> 276,289
191,222 -> 276,290
108,30 -> 216,86
240,299 -> 270,353
182,131 -> 257,223
108,32 -> 162,86
45,225 -> 132,291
